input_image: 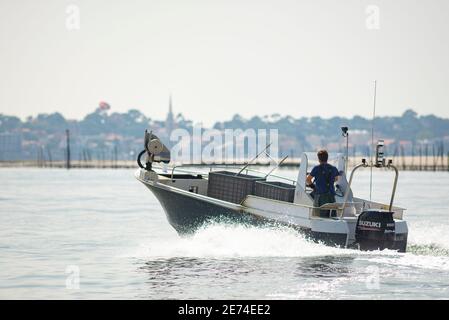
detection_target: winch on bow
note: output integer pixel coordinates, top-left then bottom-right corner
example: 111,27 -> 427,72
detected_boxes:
137,130 -> 170,171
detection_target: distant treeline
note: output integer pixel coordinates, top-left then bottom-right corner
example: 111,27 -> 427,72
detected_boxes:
2,108 -> 448,140
214,109 -> 449,144
0,108 -> 448,161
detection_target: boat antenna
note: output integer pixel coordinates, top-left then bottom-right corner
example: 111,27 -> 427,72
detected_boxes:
341,126 -> 349,175
369,80 -> 377,201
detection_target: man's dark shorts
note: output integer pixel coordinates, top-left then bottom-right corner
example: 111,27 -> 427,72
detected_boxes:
313,193 -> 337,218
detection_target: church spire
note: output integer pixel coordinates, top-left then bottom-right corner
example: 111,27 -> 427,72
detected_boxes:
166,93 -> 175,134
169,93 -> 173,116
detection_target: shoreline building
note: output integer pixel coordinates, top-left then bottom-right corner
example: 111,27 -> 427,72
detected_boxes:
0,133 -> 22,161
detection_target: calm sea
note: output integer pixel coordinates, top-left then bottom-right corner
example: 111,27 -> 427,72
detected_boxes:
1,168 -> 448,299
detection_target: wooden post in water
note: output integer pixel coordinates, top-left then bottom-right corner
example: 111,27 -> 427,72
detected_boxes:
96,151 -> 100,168
37,146 -> 46,167
114,144 -> 118,169
400,145 -> 406,170
424,144 -> 428,171
392,145 -> 398,166
36,148 -> 41,167
47,147 -> 52,168
83,149 -> 89,168
432,144 -> 437,171
101,150 -> 105,168
66,129 -> 71,170
419,145 -> 422,171
78,150 -> 82,168
41,147 -> 46,167
446,152 -> 449,171
352,145 -> 356,169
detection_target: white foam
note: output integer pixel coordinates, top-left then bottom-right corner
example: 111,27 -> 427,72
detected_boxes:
358,253 -> 449,271
129,223 -> 352,259
127,220 -> 449,265
408,221 -> 449,252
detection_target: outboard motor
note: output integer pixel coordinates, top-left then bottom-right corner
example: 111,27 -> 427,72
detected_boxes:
355,210 -> 395,251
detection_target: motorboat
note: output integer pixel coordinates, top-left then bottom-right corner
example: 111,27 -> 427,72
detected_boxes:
135,131 -> 408,252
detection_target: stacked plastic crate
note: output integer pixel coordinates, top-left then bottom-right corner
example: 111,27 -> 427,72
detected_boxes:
207,171 -> 266,204
255,181 -> 296,202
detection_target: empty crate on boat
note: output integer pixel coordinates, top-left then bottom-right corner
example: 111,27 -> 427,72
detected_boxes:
207,171 -> 266,204
254,180 -> 296,202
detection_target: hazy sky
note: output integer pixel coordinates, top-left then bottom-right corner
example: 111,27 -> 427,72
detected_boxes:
1,0 -> 448,125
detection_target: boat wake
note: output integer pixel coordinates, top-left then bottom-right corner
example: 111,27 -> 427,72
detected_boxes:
130,222 -> 349,259
129,219 -> 449,268
407,243 -> 449,257
130,221 -> 412,260
407,221 -> 449,257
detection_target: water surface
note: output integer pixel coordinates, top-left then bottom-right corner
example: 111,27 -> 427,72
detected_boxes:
0,168 -> 448,299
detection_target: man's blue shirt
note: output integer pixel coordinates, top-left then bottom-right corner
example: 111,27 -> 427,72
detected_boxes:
310,163 -> 340,195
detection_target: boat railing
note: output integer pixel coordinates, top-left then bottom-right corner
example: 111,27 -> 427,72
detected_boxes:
341,158 -> 400,217
149,164 -> 297,185
208,165 -> 297,184
306,201 -> 365,219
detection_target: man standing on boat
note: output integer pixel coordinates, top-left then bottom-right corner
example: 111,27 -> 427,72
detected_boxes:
306,150 -> 340,218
